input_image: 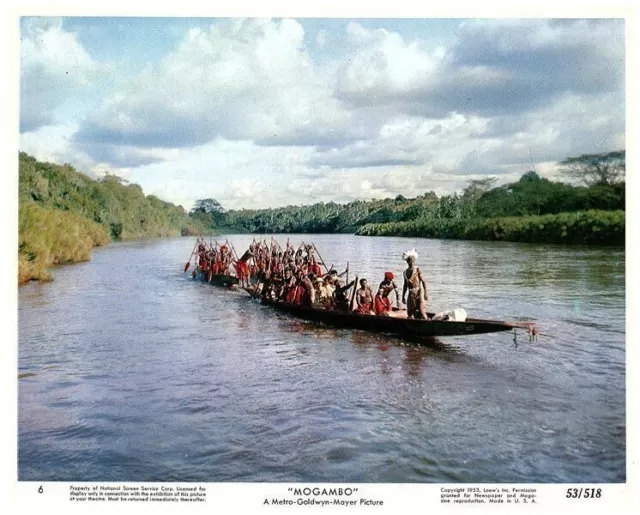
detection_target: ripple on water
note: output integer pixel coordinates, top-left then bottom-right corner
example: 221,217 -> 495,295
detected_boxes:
17,236 -> 626,483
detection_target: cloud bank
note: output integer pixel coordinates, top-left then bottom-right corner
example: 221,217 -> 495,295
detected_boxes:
19,17 -> 625,210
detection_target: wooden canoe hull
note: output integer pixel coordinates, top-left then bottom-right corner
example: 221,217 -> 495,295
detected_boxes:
193,269 -> 239,287
259,297 -> 517,337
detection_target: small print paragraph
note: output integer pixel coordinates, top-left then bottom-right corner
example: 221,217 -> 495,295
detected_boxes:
69,484 -> 207,503
440,486 -> 538,504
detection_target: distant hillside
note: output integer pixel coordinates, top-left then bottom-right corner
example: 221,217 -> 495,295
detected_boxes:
18,152 -> 204,283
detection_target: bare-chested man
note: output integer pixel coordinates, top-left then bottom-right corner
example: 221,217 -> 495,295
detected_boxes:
402,249 -> 428,319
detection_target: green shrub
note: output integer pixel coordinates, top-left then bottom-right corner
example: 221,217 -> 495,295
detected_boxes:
356,210 -> 624,246
18,201 -> 111,284
18,152 -> 199,284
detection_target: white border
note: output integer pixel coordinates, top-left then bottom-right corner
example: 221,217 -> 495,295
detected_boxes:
3,1 -> 637,514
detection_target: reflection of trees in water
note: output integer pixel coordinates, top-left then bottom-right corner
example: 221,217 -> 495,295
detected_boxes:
431,241 -> 624,295
514,247 -> 624,291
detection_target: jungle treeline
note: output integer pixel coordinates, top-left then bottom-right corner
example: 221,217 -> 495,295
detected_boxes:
193,166 -> 625,246
18,152 -> 203,283
18,150 -> 625,284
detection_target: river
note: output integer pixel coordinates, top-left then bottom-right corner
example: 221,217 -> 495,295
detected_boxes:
18,234 -> 625,482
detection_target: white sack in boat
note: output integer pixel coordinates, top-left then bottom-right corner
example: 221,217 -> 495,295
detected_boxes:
433,308 -> 467,321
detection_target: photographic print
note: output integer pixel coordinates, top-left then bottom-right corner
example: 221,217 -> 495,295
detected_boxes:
12,6 -> 632,511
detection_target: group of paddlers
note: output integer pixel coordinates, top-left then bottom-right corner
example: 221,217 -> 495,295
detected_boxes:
189,238 -> 236,276
186,237 -> 429,319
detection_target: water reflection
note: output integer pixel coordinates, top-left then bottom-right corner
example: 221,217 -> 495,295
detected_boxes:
402,346 -> 429,378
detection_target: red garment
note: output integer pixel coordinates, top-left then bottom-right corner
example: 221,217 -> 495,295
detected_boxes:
234,260 -> 250,280
374,294 -> 392,315
295,286 -> 308,306
310,263 -> 322,276
357,302 -> 373,314
285,287 -> 297,304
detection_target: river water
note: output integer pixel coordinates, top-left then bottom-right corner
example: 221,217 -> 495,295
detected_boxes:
18,234 -> 625,483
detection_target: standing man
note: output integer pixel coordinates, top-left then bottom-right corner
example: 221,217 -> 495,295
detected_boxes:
402,249 -> 428,319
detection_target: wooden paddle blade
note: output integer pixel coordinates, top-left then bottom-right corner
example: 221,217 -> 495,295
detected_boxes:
184,262 -> 190,272
207,270 -> 213,282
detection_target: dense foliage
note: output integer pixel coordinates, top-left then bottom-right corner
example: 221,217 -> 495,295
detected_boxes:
18,149 -> 625,284
18,202 -> 111,283
18,152 -> 204,283
193,167 -> 625,246
357,210 -> 625,245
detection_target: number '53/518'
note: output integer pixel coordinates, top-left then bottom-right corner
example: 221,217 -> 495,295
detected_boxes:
566,488 -> 601,499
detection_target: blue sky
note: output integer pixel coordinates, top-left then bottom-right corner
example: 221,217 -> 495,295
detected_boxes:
19,16 -> 626,211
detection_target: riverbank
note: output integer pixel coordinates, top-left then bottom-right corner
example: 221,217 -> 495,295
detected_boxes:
193,171 -> 624,244
18,202 -> 111,284
18,153 -> 625,285
18,152 -> 206,285
355,210 -> 625,246
20,205 -> 624,285
18,202 -> 211,285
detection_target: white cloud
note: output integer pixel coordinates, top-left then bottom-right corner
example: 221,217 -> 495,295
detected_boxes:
75,18 -> 354,154
337,22 -> 442,98
19,122 -> 135,182
336,19 -> 624,121
122,138 -> 316,210
21,18 -> 93,79
18,18 -> 625,211
20,17 -> 96,132
225,178 -> 266,200
20,123 -> 90,169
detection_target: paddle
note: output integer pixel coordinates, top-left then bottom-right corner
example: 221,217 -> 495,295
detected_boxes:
266,237 -> 274,273
349,275 -> 359,312
228,240 -> 240,262
184,239 -> 200,272
311,243 -> 330,274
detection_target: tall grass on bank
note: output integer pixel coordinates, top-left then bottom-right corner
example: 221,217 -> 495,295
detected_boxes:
18,202 -> 111,284
18,152 -> 210,284
19,152 -> 203,241
356,210 -> 625,246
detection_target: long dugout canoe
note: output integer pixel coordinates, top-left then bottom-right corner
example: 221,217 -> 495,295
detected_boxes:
258,296 -> 529,338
